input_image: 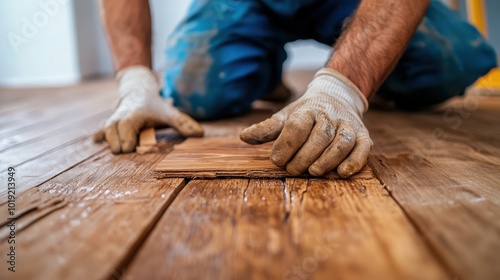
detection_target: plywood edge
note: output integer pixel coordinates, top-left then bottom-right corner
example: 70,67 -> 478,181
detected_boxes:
153,136 -> 374,179
136,127 -> 158,154
139,127 -> 157,146
153,165 -> 374,180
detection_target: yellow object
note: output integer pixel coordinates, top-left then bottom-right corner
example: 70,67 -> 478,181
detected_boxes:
475,68 -> 500,87
465,0 -> 500,88
466,0 -> 488,36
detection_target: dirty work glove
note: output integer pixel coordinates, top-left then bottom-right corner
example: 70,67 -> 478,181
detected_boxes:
240,68 -> 371,177
93,66 -> 203,153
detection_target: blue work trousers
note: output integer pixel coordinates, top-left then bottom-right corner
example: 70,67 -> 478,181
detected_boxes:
162,0 -> 497,119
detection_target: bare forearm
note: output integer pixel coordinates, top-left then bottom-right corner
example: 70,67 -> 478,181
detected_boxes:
99,0 -> 152,71
326,0 -> 430,97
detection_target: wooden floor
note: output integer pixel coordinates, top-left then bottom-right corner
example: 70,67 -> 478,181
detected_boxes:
1,71 -> 499,280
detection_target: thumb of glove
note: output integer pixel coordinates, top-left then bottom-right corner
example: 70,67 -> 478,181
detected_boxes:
168,111 -> 204,138
240,112 -> 286,144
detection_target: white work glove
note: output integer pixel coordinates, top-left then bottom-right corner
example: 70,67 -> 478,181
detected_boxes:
240,68 -> 371,177
94,66 -> 203,153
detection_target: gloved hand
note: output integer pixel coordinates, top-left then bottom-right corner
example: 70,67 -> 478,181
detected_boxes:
93,66 -> 203,153
240,68 -> 371,177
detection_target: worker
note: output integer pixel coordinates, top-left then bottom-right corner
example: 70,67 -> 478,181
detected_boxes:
95,0 -> 497,177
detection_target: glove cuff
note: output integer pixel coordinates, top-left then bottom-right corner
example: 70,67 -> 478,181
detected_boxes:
310,68 -> 369,115
116,65 -> 160,98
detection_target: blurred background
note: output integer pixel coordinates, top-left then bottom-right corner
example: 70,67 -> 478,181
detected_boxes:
0,0 -> 499,88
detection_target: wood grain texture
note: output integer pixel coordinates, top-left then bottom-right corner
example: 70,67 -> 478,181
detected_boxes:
0,80 -> 115,202
365,95 -> 500,280
1,79 -> 182,280
155,137 -> 373,179
0,149 -> 186,280
124,178 -> 448,280
0,80 -> 115,137
3,73 -> 499,280
0,137 -> 107,201
0,107 -> 111,152
136,127 -> 160,154
139,127 -> 157,147
0,111 -> 110,166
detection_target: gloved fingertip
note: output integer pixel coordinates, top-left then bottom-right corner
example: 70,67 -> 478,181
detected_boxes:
92,130 -> 105,143
121,139 -> 137,153
337,161 -> 359,178
173,114 -> 204,138
308,164 -> 325,177
337,137 -> 371,178
270,153 -> 288,168
110,145 -> 122,154
286,164 -> 305,176
105,123 -> 122,154
184,128 -> 204,138
187,123 -> 204,137
240,117 -> 283,145
239,125 -> 261,144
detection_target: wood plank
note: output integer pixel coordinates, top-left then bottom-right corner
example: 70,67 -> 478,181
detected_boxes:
0,80 -> 115,202
0,137 -> 106,201
0,149 -> 186,280
124,178 -> 448,280
0,87 -> 80,117
125,179 -> 250,280
284,178 -> 449,280
0,83 -> 91,107
154,137 -> 373,179
6,71 -> 491,280
0,86 -> 46,103
365,95 -> 500,280
0,79 -> 115,119
136,127 -> 159,154
0,93 -> 114,147
0,197 -> 67,240
0,111 -> 110,166
139,127 -> 157,146
0,92 -> 92,128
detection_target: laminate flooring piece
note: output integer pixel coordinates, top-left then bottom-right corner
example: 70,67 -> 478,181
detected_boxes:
154,137 -> 374,179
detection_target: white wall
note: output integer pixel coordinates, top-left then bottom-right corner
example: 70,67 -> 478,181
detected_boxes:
0,0 -> 329,87
72,0 -> 113,77
284,41 -> 331,69
150,1 -> 190,71
0,0 -> 81,87
3,0 -> 495,87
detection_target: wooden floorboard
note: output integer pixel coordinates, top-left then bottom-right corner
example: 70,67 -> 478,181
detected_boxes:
0,149 -> 186,280
365,94 -> 500,279
0,79 -> 114,118
0,81 -> 114,200
0,137 -> 107,201
1,73 -> 499,279
0,111 -> 110,161
124,178 -> 448,280
0,82 -> 115,147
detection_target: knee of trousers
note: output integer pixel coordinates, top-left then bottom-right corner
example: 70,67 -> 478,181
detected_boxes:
162,55 -> 278,120
379,21 -> 497,109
